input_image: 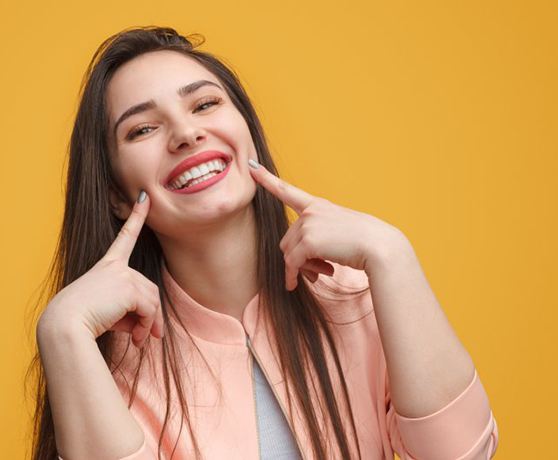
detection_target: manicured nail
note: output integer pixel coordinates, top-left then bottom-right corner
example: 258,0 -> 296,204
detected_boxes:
137,190 -> 147,203
248,158 -> 260,169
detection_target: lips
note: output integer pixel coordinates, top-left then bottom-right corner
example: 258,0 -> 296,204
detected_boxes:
164,150 -> 233,187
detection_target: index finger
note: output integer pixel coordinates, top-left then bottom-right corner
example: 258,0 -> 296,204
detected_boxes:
249,161 -> 314,215
104,190 -> 150,263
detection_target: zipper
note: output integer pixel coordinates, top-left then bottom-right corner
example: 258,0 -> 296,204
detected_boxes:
247,334 -> 262,459
245,333 -> 307,460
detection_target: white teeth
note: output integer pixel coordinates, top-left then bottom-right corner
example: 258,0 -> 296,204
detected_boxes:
169,159 -> 228,190
188,172 -> 217,187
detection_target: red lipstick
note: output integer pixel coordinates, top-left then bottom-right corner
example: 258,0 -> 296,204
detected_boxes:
170,160 -> 232,194
164,150 -> 232,187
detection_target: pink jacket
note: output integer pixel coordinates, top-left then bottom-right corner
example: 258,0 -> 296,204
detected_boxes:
110,261 -> 499,459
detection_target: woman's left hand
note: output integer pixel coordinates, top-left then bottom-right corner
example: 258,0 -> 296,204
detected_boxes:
248,159 -> 407,291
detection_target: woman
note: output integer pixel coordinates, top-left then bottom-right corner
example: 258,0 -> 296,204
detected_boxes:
28,26 -> 499,459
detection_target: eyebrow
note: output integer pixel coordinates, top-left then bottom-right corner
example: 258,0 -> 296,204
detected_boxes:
112,79 -> 224,138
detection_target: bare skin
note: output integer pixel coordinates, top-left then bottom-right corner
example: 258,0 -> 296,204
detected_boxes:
106,50 -> 262,321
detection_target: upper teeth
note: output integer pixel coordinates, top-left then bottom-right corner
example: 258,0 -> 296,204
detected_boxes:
168,159 -> 228,189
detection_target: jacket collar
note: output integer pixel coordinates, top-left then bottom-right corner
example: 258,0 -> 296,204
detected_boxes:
161,260 -> 261,346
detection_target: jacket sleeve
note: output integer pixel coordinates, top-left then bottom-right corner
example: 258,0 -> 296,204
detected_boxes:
384,367 -> 499,459
318,261 -> 500,459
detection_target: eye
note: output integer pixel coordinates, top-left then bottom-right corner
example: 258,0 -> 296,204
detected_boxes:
127,124 -> 155,140
125,96 -> 223,140
193,96 -> 223,113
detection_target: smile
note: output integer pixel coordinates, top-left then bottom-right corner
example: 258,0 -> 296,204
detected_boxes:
167,160 -> 232,194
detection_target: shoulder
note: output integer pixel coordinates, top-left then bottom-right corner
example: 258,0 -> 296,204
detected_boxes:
304,261 -> 373,325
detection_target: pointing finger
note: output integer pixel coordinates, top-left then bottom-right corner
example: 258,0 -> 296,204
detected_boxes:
104,190 -> 150,263
248,159 -> 314,215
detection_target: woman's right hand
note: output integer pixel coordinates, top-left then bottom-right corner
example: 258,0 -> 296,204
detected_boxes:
40,191 -> 164,348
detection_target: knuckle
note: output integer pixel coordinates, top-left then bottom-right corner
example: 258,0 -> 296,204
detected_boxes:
277,180 -> 289,193
306,198 -> 327,214
152,293 -> 161,309
118,226 -> 133,240
124,269 -> 136,284
121,223 -> 139,239
126,281 -> 138,299
300,237 -> 315,255
284,253 -> 297,267
142,302 -> 156,317
150,283 -> 160,297
301,207 -> 313,218
130,205 -> 144,218
142,284 -> 158,306
99,257 -> 117,268
300,234 -> 312,246
312,196 -> 328,207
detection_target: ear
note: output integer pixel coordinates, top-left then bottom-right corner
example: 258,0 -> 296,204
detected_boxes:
109,186 -> 133,220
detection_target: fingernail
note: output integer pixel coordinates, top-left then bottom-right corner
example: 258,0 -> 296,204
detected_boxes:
248,158 -> 260,169
137,190 -> 147,203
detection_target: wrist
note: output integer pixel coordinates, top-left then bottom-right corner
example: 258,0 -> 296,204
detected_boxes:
37,303 -> 94,347
363,228 -> 415,277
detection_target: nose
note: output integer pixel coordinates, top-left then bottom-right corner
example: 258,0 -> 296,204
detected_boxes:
168,122 -> 207,153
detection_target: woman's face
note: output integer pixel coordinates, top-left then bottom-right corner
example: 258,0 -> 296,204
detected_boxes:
106,50 -> 258,237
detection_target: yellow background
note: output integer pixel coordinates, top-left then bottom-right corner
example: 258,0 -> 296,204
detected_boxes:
1,1 -> 556,458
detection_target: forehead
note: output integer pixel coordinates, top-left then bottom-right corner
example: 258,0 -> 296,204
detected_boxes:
106,50 -> 219,119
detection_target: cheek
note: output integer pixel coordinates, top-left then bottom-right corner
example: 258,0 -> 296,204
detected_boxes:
114,153 -> 158,188
213,111 -> 253,147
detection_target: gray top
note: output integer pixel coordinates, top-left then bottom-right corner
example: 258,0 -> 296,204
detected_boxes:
252,359 -> 302,459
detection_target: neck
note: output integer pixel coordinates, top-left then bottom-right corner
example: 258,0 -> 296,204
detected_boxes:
157,205 -> 259,322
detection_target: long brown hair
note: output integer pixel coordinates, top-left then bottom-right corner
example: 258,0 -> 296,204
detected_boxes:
25,26 -> 368,460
